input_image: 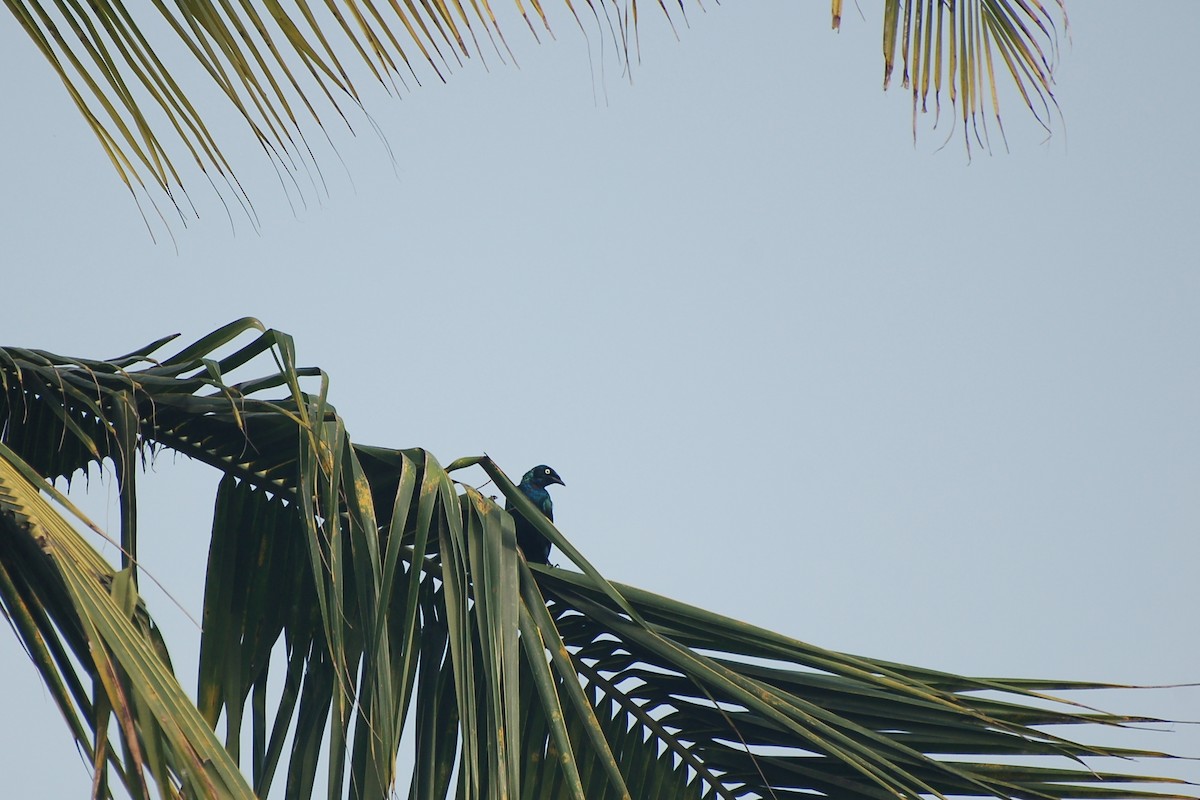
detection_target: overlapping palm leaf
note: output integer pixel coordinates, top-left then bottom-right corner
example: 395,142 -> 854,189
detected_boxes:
5,0 -> 1065,223
1,321 -> 1193,800
871,0 -> 1068,151
0,444 -> 255,799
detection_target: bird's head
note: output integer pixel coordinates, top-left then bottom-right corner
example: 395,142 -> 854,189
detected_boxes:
522,465 -> 565,489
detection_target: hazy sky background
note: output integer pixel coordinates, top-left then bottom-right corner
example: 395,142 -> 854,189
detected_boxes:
2,2 -> 1198,796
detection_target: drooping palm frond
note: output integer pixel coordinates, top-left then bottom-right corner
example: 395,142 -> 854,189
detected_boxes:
5,1 -> 1066,228
0,445 -> 256,799
1,321 -> 1192,800
866,0 -> 1067,152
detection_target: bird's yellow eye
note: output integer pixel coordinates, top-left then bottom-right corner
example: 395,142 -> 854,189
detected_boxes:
544,468 -> 551,474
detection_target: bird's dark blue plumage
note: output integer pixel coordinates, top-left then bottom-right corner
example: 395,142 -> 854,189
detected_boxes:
507,465 -> 564,564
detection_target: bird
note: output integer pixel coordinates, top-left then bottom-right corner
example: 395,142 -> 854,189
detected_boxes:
506,465 -> 564,564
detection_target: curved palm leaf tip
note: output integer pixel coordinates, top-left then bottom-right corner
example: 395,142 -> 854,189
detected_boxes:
1,323 -> 1194,800
9,0 -> 1066,223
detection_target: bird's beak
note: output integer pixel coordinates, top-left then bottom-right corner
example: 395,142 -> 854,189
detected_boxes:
551,475 -> 565,487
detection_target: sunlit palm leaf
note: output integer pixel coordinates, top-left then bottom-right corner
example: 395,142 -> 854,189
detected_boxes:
870,0 -> 1066,152
0,443 -> 255,799
0,322 -> 1193,800
6,0 -> 1066,229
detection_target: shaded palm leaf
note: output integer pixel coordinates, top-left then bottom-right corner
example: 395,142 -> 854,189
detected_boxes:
1,321 -> 1193,800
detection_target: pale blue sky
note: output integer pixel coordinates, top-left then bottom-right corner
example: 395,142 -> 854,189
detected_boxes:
2,2 -> 1198,797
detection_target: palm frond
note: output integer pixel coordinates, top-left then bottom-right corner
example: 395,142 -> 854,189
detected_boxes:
0,442 -> 255,799
6,0 -> 1067,228
1,321 -> 1192,800
865,0 -> 1067,153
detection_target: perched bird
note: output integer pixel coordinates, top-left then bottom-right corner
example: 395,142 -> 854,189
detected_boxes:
507,465 -> 564,564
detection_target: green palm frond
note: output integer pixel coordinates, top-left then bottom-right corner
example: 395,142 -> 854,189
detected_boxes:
5,0 -> 1067,227
0,443 -> 255,799
1,321 -> 1192,800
